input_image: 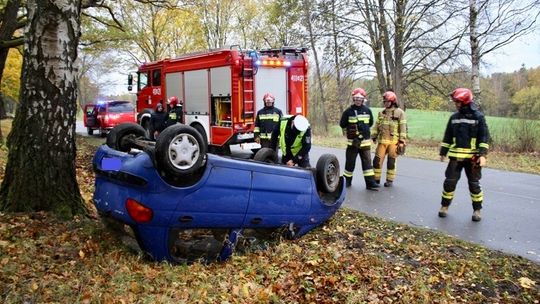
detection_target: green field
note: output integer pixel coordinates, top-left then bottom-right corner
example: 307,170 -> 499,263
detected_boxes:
326,108 -> 540,152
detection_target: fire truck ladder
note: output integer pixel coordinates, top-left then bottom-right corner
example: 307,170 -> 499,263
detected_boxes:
242,60 -> 255,120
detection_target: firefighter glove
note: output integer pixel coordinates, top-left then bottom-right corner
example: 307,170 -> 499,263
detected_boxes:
346,125 -> 359,139
397,143 -> 406,155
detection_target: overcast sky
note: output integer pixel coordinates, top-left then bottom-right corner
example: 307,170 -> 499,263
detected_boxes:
483,31 -> 540,75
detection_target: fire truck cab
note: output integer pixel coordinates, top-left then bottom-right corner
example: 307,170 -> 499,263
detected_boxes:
129,46 -> 309,152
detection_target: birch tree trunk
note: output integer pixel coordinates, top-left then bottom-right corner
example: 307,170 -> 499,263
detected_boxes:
469,0 -> 481,105
0,0 -> 86,217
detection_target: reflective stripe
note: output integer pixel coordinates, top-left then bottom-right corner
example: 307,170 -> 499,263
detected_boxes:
387,169 -> 396,180
470,192 -> 483,202
441,142 -> 450,148
447,151 -> 475,158
260,133 -> 272,139
363,169 -> 374,177
451,118 -> 478,125
479,143 -> 489,149
254,127 -> 260,132
343,170 -> 353,177
442,191 -> 454,200
259,113 -> 280,121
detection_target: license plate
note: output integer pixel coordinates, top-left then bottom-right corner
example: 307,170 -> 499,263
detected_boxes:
101,156 -> 122,171
240,142 -> 261,150
237,133 -> 254,140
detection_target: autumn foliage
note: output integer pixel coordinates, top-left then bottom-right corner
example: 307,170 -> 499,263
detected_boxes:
0,137 -> 539,303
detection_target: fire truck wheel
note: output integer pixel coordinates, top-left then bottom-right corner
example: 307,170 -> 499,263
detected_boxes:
106,123 -> 146,152
253,148 -> 278,163
155,124 -> 207,177
316,154 -> 340,193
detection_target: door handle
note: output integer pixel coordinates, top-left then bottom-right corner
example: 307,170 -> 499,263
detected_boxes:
178,216 -> 193,223
250,217 -> 262,224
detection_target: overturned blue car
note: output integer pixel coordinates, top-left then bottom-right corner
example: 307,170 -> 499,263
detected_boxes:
93,123 -> 345,263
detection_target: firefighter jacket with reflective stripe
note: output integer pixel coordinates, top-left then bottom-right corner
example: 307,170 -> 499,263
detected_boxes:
165,105 -> 184,127
440,104 -> 490,159
270,116 -> 311,163
254,106 -> 282,140
340,104 -> 374,147
372,107 -> 407,144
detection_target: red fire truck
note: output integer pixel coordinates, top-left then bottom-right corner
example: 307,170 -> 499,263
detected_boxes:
128,46 -> 309,151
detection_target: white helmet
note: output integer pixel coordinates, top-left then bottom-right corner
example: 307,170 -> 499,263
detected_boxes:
293,115 -> 309,132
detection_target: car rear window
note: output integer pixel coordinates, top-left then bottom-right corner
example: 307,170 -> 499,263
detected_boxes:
108,102 -> 134,113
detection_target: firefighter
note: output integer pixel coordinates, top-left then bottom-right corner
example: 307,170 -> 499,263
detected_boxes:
150,102 -> 167,140
339,88 -> 380,190
165,96 -> 184,127
254,93 -> 283,149
438,88 -> 490,222
270,115 -> 311,168
371,91 -> 407,187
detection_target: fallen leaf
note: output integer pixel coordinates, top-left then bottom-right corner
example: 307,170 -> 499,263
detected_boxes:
518,277 -> 536,289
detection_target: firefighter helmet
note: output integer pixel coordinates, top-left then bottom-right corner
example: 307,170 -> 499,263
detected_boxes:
351,88 -> 366,98
293,115 -> 310,132
169,96 -> 179,107
383,91 -> 397,104
263,93 -> 275,102
450,88 -> 473,105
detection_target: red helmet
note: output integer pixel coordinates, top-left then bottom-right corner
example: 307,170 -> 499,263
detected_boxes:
263,93 -> 275,102
351,88 -> 366,98
383,91 -> 397,104
450,88 -> 473,105
168,96 -> 179,107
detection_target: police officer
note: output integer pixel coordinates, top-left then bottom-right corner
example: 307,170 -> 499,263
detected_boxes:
438,88 -> 490,222
254,93 -> 283,149
165,96 -> 184,127
372,91 -> 407,187
270,115 -> 311,168
339,88 -> 379,190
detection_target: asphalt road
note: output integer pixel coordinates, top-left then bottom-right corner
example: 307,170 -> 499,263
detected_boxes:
77,122 -> 540,263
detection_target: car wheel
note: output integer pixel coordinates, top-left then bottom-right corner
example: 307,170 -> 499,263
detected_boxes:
87,127 -> 94,136
106,123 -> 146,152
253,148 -> 278,163
155,124 -> 207,177
316,154 -> 340,193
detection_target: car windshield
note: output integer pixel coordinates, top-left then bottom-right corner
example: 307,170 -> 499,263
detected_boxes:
108,102 -> 134,113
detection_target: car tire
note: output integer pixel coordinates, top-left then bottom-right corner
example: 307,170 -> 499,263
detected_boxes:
106,123 -> 146,152
87,127 -> 94,136
253,148 -> 278,164
316,154 -> 340,193
155,124 -> 207,177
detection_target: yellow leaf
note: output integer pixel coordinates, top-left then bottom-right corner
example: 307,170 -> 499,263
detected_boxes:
79,250 -> 85,259
32,282 -> 39,291
518,277 -> 536,289
242,283 -> 250,297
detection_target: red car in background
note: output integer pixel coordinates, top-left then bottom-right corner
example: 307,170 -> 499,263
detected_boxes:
83,100 -> 136,136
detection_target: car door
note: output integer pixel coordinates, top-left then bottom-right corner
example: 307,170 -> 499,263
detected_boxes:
84,104 -> 97,128
168,162 -> 251,229
244,165 -> 312,228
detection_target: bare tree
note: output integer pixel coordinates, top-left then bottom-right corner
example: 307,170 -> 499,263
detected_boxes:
467,0 -> 540,105
349,0 -> 466,107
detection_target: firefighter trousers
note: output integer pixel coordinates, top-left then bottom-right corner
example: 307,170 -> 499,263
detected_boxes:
344,142 -> 376,186
373,142 -> 398,183
441,159 -> 483,210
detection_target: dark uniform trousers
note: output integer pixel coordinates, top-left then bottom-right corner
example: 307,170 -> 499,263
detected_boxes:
441,158 -> 483,211
344,139 -> 376,186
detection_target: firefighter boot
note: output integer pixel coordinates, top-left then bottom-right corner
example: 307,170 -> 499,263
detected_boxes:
366,177 -> 380,191
472,209 -> 482,222
438,206 -> 449,218
345,176 -> 352,188
384,181 -> 393,187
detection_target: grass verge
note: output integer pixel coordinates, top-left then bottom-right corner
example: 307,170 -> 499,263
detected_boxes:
0,132 -> 539,303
